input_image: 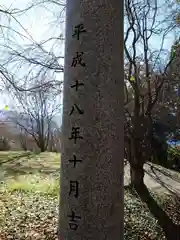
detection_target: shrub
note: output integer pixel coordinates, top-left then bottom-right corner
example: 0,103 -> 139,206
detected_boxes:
0,136 -> 10,151
167,147 -> 180,169
151,134 -> 168,166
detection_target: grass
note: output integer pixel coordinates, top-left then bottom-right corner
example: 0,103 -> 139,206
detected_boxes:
5,174 -> 59,196
0,151 -> 60,197
0,151 -> 59,240
0,151 -> 179,239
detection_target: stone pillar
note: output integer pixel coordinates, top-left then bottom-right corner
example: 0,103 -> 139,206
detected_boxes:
59,0 -> 124,239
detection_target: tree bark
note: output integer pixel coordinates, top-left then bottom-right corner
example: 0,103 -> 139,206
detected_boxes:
129,116 -> 152,190
130,162 -> 145,190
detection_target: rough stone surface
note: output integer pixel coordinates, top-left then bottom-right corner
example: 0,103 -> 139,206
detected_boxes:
59,1 -> 124,239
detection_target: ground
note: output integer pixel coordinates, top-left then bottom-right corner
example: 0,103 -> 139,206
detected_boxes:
124,162 -> 180,194
0,151 -> 179,239
0,151 -> 59,240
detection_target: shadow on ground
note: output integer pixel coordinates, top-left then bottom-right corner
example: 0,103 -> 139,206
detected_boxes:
0,151 -> 59,181
0,151 -> 35,165
126,182 -> 180,240
145,164 -> 180,197
150,164 -> 180,184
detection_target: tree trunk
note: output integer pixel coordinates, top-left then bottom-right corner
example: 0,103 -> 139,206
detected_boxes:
127,136 -> 145,189
130,162 -> 145,190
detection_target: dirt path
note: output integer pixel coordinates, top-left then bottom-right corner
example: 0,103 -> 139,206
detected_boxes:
124,163 -> 180,195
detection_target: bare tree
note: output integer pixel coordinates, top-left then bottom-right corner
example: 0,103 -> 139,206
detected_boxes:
0,1 -> 65,93
18,128 -> 28,151
9,74 -> 61,152
0,2 -> 64,152
164,0 -> 180,29
48,127 -> 61,152
124,0 -> 176,190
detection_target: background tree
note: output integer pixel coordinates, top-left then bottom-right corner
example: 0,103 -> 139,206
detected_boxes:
152,40 -> 180,138
0,1 -> 65,93
124,0 -> 176,189
165,0 -> 180,28
19,128 -> 28,151
48,127 -> 61,152
9,74 -> 61,152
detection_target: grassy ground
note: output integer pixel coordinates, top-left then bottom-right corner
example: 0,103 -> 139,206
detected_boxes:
0,151 -> 179,239
0,151 -> 59,240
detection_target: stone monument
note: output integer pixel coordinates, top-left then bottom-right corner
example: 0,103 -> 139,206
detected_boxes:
59,0 -> 124,239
